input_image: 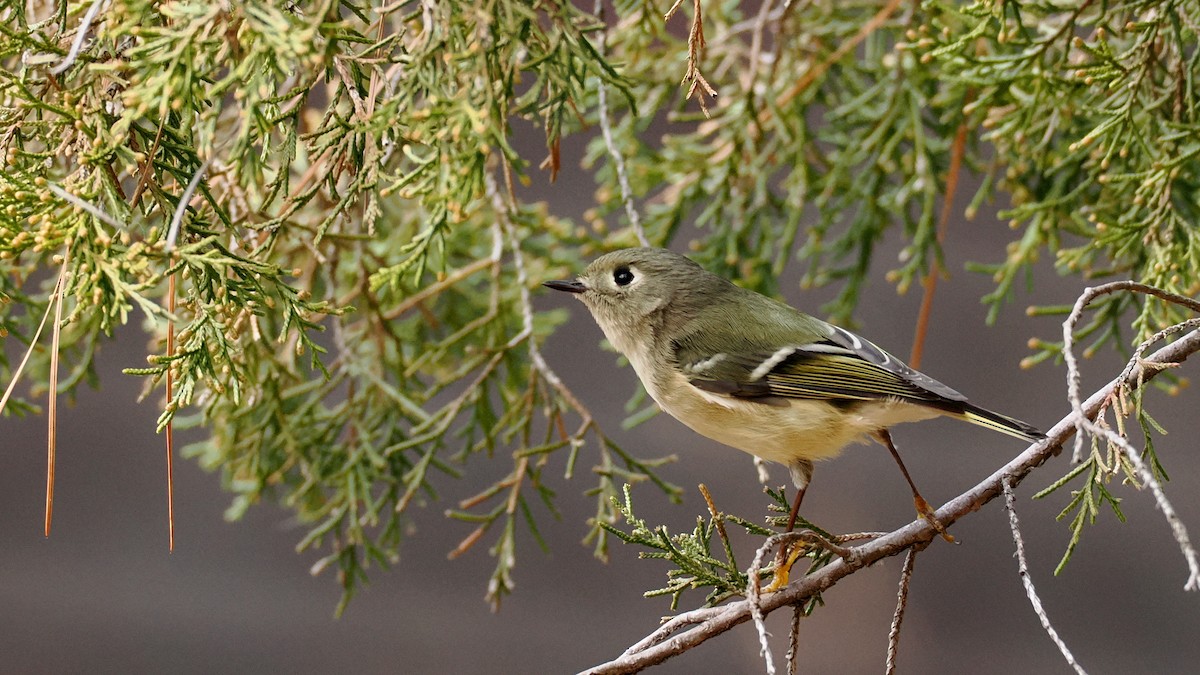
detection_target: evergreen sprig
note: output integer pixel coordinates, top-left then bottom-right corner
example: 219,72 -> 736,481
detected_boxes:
601,484 -> 843,614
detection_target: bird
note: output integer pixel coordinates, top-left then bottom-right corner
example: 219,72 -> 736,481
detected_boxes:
544,247 -> 1044,542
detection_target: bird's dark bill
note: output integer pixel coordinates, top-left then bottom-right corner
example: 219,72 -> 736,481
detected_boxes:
543,279 -> 586,294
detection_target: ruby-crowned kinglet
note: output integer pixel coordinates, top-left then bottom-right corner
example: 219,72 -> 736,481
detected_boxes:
545,247 -> 1044,536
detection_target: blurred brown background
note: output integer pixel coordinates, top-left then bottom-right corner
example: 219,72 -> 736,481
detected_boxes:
3,149 -> 1199,673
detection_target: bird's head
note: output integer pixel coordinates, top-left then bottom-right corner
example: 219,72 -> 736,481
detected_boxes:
543,247 -> 725,353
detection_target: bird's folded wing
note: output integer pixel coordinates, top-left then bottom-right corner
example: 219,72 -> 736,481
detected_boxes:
675,326 -> 967,406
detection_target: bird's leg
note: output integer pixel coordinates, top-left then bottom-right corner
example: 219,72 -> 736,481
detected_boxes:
875,429 -> 956,544
765,460 -> 814,592
784,459 -> 814,533
785,483 -> 808,532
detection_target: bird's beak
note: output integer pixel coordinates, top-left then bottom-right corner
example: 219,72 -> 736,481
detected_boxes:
543,279 -> 587,294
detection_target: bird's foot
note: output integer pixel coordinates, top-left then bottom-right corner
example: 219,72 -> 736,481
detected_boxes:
913,494 -> 956,544
763,542 -> 805,593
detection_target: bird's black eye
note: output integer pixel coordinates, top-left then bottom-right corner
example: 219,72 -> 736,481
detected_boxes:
613,266 -> 635,287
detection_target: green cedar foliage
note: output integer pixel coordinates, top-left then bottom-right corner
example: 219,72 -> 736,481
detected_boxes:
1,0 -> 1196,610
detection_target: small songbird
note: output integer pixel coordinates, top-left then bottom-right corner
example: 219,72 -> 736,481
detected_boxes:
544,247 -> 1043,538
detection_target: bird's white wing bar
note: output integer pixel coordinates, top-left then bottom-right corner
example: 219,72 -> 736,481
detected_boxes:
688,353 -> 728,373
749,346 -> 798,381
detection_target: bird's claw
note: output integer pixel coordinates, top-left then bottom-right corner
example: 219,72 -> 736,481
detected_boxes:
763,542 -> 805,593
913,494 -> 956,544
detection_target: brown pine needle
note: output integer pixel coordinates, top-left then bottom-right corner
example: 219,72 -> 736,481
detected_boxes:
448,525 -> 486,560
158,159 -> 208,551
129,119 -> 166,209
46,247 -> 71,537
910,106 -> 971,369
165,273 -> 177,552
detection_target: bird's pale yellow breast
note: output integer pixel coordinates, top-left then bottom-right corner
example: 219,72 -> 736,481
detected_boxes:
649,370 -> 942,466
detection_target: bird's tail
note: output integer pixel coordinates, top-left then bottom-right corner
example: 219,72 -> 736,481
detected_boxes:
956,403 -> 1045,442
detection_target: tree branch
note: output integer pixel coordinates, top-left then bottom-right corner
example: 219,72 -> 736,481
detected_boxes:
582,326 -> 1200,675
592,0 -> 649,248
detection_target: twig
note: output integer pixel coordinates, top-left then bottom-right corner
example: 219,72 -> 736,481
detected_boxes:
484,170 -> 600,437
616,605 -> 726,658
582,325 -> 1200,674
1062,282 -> 1200,463
749,577 -> 776,675
743,530 -> 858,675
785,604 -> 801,675
1114,317 -> 1200,395
333,56 -> 368,119
666,0 -> 718,116
1077,409 -> 1198,590
45,184 -> 123,230
50,0 -> 110,75
699,484 -> 735,568
129,119 -> 166,209
746,533 -> 787,675
1062,282 -> 1200,590
592,0 -> 649,247
165,159 -> 211,251
381,256 -> 495,320
486,173 -> 561,396
885,547 -> 918,675
1002,477 -> 1087,675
